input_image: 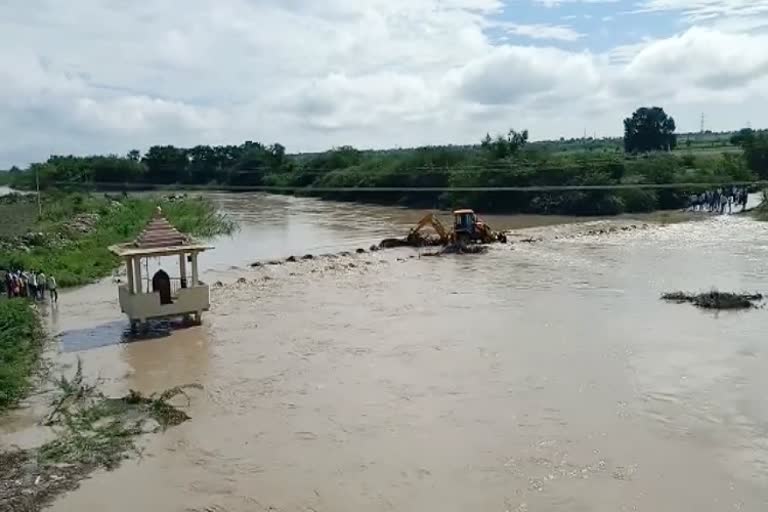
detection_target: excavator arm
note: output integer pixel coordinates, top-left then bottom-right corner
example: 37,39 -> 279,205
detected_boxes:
408,213 -> 451,244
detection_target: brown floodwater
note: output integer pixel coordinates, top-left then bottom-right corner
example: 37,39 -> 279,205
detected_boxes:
4,193 -> 768,511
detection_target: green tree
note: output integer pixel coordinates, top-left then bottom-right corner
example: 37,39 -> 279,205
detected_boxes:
742,134 -> 768,179
91,156 -> 145,183
142,145 -> 189,184
482,129 -> 528,159
187,145 -> 218,184
623,107 -> 677,153
730,128 -> 754,147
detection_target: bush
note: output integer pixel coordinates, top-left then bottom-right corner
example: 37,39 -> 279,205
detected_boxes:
0,300 -> 43,411
619,189 -> 658,212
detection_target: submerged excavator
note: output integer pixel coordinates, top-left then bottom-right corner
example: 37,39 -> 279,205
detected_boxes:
406,209 -> 507,246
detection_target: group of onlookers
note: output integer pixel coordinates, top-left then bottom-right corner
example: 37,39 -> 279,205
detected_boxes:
688,187 -> 749,214
3,270 -> 58,302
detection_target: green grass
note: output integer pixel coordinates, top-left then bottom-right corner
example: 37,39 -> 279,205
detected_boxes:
0,300 -> 44,411
0,193 -> 235,287
0,200 -> 37,238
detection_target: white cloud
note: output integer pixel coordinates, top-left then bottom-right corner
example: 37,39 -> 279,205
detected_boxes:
74,97 -> 224,136
623,28 -> 768,90
455,46 -> 602,105
1,0 -> 768,165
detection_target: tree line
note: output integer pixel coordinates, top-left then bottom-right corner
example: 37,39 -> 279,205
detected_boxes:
4,107 -> 767,215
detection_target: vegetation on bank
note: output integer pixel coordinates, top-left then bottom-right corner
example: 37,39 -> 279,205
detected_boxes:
0,193 -> 234,288
0,300 -> 44,411
3,107 -> 767,215
751,191 -> 768,222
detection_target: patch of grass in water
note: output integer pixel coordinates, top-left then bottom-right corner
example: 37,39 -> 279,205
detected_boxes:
39,360 -> 200,468
661,290 -> 764,310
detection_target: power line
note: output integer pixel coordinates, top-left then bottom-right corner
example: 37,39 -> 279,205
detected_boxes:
51,180 -> 766,193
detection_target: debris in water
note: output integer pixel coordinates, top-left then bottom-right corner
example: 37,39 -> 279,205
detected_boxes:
302,254 -> 314,260
1,361 -> 199,512
379,238 -> 412,249
661,290 -> 764,310
356,248 -> 366,254
423,243 -> 490,256
286,255 -> 297,263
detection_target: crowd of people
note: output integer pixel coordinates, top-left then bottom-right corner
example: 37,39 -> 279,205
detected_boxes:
3,270 -> 58,302
688,187 -> 750,214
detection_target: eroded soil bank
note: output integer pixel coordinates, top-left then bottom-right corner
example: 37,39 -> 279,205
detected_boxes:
4,194 -> 768,512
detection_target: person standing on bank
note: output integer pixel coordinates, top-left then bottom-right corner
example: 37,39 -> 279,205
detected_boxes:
48,275 -> 58,303
37,272 -> 47,301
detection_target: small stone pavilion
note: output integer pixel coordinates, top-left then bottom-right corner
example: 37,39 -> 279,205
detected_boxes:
109,207 -> 212,329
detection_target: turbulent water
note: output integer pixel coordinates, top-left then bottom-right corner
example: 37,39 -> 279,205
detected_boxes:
4,193 -> 768,511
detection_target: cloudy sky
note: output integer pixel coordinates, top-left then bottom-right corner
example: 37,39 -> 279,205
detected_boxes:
1,0 -> 767,167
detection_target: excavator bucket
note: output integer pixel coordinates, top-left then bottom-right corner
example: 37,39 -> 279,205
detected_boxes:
408,213 -> 450,245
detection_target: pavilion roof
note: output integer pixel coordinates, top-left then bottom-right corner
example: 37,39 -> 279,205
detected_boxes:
108,207 -> 212,257
134,209 -> 189,249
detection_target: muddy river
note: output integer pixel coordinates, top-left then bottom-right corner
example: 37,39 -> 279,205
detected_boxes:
4,193 -> 768,511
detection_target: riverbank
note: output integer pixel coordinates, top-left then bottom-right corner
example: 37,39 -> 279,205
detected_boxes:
0,191 -> 232,413
0,192 -> 234,288
0,192 -> 233,510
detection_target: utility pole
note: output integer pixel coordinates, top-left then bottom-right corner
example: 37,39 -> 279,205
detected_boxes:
700,113 -> 705,134
35,166 -> 42,219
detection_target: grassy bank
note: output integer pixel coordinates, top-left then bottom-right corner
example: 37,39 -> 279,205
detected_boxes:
0,300 -> 44,411
0,193 -> 234,287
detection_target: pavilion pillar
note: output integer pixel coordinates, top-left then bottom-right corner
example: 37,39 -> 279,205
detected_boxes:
134,256 -> 143,294
126,257 -> 135,294
179,252 -> 188,288
191,252 -> 199,287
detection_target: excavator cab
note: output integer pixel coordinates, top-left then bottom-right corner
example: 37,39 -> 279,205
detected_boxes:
453,209 -> 479,238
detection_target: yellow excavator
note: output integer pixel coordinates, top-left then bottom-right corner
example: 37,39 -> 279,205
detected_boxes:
407,209 -> 507,245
